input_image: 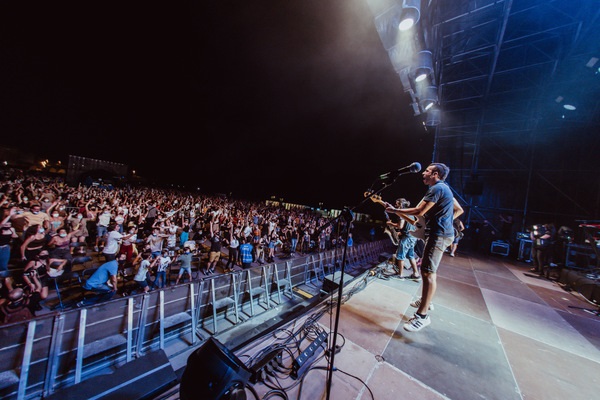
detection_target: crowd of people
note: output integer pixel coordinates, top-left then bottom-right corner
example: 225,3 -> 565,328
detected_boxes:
1,164 -> 566,334
0,168 -> 356,320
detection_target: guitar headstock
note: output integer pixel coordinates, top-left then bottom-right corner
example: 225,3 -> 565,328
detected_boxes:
364,191 -> 383,204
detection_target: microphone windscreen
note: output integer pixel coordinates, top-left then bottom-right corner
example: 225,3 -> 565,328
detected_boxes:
411,162 -> 422,173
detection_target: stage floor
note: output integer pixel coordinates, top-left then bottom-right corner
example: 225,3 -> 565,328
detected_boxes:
224,251 -> 600,400
159,250 -> 600,400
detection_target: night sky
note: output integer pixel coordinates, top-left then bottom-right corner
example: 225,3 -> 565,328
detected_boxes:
1,1 -> 433,213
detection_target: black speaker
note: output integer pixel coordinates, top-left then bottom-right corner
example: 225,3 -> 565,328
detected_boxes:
322,272 -> 354,293
180,337 -> 252,400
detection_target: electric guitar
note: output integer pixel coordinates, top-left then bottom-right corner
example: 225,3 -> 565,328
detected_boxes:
364,192 -> 426,240
382,210 -> 400,246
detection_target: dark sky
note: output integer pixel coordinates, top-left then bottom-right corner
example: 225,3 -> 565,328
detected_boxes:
0,1 -> 433,213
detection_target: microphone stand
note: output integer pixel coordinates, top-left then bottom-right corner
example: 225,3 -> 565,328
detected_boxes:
324,173 -> 407,400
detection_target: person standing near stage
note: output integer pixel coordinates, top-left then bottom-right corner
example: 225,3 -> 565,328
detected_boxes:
386,163 -> 463,332
239,237 -> 254,269
224,227 -> 240,273
385,198 -> 421,281
530,223 -> 555,275
448,217 -> 465,257
103,223 -> 135,262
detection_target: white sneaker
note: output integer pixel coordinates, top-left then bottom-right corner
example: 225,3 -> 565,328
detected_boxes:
404,314 -> 431,332
409,297 -> 434,311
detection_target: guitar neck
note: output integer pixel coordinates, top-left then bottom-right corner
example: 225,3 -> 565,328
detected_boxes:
369,195 -> 419,226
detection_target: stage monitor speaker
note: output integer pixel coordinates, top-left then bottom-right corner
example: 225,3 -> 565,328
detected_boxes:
518,239 -> 532,262
180,337 -> 252,400
490,240 -> 510,256
322,272 -> 355,293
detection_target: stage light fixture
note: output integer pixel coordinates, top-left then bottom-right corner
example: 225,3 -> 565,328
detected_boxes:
398,0 -> 421,31
410,102 -> 421,116
398,67 -> 413,92
554,95 -> 576,111
419,85 -> 438,111
425,108 -> 441,127
585,57 -> 598,69
414,50 -> 433,82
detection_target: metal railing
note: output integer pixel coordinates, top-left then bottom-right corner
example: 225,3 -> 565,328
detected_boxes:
0,240 -> 390,399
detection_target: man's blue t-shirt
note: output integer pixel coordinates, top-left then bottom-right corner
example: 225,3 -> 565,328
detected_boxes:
86,260 -> 119,288
423,181 -> 454,238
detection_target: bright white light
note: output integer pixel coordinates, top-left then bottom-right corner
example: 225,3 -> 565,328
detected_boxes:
398,18 -> 414,31
563,104 -> 576,111
424,102 -> 434,111
415,73 -> 427,82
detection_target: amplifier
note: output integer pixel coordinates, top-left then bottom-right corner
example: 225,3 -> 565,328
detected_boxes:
518,239 -> 532,262
565,243 -> 597,269
490,240 -> 510,256
322,272 -> 355,293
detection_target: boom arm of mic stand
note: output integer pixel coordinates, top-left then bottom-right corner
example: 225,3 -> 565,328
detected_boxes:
366,172 -> 406,200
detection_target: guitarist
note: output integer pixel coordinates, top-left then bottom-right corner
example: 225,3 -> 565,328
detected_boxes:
385,198 -> 421,281
386,163 -> 463,332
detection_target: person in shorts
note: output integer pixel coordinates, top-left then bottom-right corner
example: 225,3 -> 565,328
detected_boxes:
387,163 -> 463,332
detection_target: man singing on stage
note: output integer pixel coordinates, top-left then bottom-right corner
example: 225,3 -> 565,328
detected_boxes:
386,163 -> 463,332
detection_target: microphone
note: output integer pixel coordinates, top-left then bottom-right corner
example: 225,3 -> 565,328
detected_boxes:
379,162 -> 421,180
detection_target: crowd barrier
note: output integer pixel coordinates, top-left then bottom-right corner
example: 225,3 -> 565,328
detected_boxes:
0,240 -> 389,399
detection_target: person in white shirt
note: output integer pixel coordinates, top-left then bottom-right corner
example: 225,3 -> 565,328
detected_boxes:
164,219 -> 179,254
134,253 -> 158,294
114,210 -> 125,233
95,207 -> 112,252
153,250 -> 172,289
224,230 -> 240,273
102,223 -> 134,262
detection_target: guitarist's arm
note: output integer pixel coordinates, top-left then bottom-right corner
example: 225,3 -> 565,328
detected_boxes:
387,197 -> 463,221
452,198 -> 464,220
386,199 -> 435,220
